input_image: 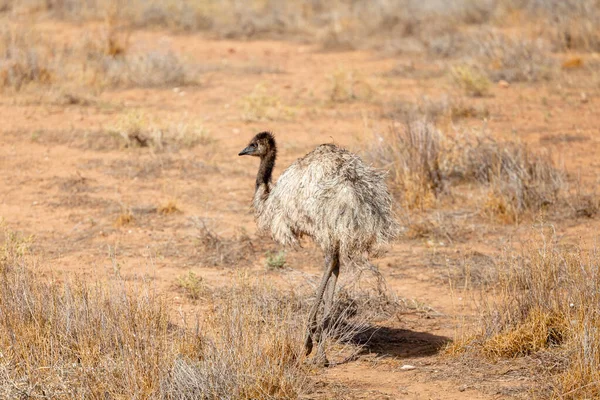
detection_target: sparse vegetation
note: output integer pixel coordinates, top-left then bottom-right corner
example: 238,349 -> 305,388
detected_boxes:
456,233 -> 600,399
0,228 -> 404,399
450,65 -> 491,97
159,199 -> 181,215
175,271 -> 204,300
453,133 -> 564,223
112,111 -> 211,150
0,229 -> 310,399
0,22 -> 196,92
241,83 -> 295,122
192,218 -> 256,267
369,118 -> 565,221
369,119 -> 444,210
0,26 -> 54,90
476,32 -> 556,82
328,69 -> 374,103
265,250 -> 286,270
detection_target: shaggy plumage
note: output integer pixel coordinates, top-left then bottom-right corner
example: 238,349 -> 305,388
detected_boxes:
254,143 -> 398,256
239,132 -> 399,364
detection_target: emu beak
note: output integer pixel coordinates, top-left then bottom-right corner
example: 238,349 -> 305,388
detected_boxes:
238,146 -> 253,156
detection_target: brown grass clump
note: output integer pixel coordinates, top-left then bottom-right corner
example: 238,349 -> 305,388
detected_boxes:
482,308 -> 567,358
159,199 -> 181,215
0,26 -> 54,90
163,279 -> 307,399
368,117 -> 566,222
114,208 -> 134,227
476,32 -> 556,82
0,227 -> 311,399
458,233 -> 600,399
452,133 -> 564,223
192,217 -> 256,267
450,65 -> 491,97
368,119 -> 445,210
328,68 -> 374,103
521,0 -> 600,52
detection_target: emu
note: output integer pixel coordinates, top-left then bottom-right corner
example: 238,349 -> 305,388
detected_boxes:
239,132 -> 399,364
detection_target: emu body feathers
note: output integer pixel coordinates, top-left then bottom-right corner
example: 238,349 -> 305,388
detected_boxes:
254,143 -> 398,256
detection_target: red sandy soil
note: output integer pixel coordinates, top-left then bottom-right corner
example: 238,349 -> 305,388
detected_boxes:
1,20 -> 599,399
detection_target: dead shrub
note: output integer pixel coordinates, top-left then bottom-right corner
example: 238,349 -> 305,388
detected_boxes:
0,227 -> 311,399
521,0 -> 600,52
162,279 -> 306,399
476,32 -> 556,82
368,118 -> 566,220
458,233 -> 600,399
450,64 -> 491,97
93,47 -> 192,88
452,133 -> 564,222
0,229 -> 202,398
192,217 -> 256,267
368,119 -> 445,210
0,26 -> 54,90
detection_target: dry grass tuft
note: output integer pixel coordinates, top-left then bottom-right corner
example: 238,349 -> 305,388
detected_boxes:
450,64 -> 491,97
482,308 -> 567,358
175,271 -> 205,300
452,133 -> 564,223
0,227 -> 312,399
456,232 -> 600,399
368,119 -> 566,220
112,111 -> 211,150
192,217 -> 256,267
114,207 -> 134,227
163,278 -> 307,399
328,68 -> 374,103
476,32 -> 556,82
241,83 -> 295,122
158,199 -> 181,215
368,119 -> 444,210
522,0 -> 600,52
0,26 -> 54,90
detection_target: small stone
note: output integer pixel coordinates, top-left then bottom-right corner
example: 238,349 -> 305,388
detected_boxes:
400,364 -> 416,371
581,92 -> 588,103
498,80 -> 510,88
458,384 -> 468,392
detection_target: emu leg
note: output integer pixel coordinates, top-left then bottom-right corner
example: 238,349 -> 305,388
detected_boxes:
315,250 -> 340,365
323,250 -> 340,325
304,253 -> 334,356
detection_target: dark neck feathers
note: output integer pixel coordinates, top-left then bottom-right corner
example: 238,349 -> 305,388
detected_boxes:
256,140 -> 277,192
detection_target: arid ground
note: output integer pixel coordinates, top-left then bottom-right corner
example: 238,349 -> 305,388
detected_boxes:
1,2 -> 599,399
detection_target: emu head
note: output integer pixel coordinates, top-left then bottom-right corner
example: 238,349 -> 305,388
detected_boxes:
238,132 -> 276,158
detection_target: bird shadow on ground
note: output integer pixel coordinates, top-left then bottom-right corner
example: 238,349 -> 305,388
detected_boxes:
340,324 -> 451,359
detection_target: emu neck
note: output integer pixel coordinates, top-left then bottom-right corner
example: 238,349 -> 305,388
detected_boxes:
255,148 -> 276,194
